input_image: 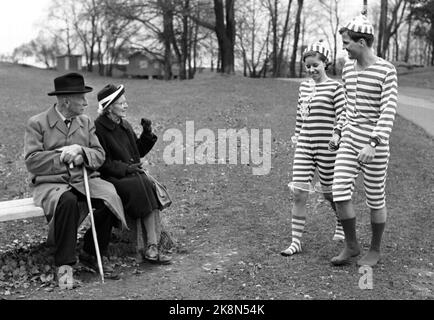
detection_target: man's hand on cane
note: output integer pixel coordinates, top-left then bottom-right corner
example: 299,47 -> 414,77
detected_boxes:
57,144 -> 83,165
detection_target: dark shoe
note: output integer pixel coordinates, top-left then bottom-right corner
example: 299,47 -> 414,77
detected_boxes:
79,251 -> 117,276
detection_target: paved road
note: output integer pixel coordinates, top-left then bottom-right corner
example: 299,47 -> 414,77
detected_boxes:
278,78 -> 434,137
398,87 -> 434,137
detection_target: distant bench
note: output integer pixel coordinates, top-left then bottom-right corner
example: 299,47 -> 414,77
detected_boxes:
0,198 -> 44,222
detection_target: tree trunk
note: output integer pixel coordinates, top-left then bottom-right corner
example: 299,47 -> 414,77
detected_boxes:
263,18 -> 271,78
217,48 -> 222,71
224,0 -> 236,74
299,16 -> 305,77
187,11 -> 194,79
404,14 -> 412,63
191,6 -> 199,79
289,0 -> 303,78
431,40 -> 434,66
277,0 -> 293,77
210,37 -> 215,71
377,0 -> 387,57
271,0 -> 278,77
213,0 -> 235,74
160,0 -> 173,80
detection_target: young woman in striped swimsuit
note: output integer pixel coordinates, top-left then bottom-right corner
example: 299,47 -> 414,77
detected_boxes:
281,41 -> 347,257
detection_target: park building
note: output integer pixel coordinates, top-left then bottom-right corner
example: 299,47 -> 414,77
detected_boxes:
127,51 -> 180,79
56,55 -> 82,73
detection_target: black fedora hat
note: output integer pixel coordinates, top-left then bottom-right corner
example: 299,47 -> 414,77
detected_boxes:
48,72 -> 93,96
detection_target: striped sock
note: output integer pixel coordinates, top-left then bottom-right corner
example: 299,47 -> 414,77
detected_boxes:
330,202 -> 345,241
281,216 -> 306,256
333,219 -> 345,241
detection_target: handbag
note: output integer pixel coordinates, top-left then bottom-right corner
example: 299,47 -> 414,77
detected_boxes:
138,170 -> 172,210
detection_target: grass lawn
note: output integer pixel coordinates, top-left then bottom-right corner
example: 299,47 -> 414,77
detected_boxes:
0,62 -> 433,300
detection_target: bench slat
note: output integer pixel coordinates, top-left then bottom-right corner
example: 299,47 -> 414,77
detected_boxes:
0,198 -> 44,222
0,198 -> 36,209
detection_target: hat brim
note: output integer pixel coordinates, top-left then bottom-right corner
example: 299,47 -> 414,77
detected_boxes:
98,85 -> 125,110
47,86 -> 93,96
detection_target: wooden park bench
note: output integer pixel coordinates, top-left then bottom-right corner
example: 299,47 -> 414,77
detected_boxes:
0,197 -> 44,223
0,197 -> 175,258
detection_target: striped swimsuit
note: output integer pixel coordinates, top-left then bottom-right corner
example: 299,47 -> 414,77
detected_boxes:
332,59 -> 398,209
292,78 -> 346,188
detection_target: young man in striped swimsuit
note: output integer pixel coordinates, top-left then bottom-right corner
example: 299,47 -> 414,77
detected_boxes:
329,15 -> 398,266
281,41 -> 346,257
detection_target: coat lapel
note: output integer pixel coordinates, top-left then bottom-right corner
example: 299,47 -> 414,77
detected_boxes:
68,116 -> 84,138
47,105 -> 68,136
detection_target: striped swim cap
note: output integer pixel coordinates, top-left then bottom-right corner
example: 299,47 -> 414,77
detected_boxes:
344,14 -> 374,35
303,40 -> 330,61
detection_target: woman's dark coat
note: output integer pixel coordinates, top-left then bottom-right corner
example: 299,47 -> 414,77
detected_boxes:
95,114 -> 160,218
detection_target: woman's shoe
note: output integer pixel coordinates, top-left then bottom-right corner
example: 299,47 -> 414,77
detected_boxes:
143,244 -> 172,265
144,244 -> 159,261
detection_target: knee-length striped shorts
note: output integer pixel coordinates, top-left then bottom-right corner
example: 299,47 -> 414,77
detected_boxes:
332,142 -> 390,209
292,139 -> 336,188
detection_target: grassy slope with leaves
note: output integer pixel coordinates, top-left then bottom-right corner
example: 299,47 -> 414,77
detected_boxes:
0,63 -> 433,300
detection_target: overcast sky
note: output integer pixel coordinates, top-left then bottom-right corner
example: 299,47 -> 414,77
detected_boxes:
0,0 -> 371,56
0,0 -> 52,55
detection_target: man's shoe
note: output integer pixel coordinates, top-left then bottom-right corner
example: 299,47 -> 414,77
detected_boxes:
79,251 -> 115,274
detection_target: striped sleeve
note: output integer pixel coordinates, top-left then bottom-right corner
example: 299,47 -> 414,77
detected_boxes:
294,86 -> 303,137
333,82 -> 347,133
371,68 -> 398,144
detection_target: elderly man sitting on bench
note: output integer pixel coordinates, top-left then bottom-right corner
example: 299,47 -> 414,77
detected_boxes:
24,72 -> 127,287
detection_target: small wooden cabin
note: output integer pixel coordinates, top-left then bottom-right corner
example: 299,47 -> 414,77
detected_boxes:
56,55 -> 82,72
127,51 -> 179,79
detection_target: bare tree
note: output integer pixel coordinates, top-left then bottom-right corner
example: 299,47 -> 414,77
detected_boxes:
12,32 -> 61,68
377,0 -> 409,59
236,0 -> 269,77
316,0 -> 340,75
412,0 -> 434,66
289,0 -> 303,77
404,1 -> 414,62
377,0 -> 388,57
96,4 -> 140,76
276,0 -> 293,77
192,0 -> 236,74
105,0 -> 174,79
262,0 -> 293,77
46,0 -> 81,56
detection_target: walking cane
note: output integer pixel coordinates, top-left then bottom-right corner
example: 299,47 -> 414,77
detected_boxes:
82,165 -> 105,283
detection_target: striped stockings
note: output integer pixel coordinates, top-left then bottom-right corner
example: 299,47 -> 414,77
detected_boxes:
281,216 -> 306,256
333,219 -> 345,241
